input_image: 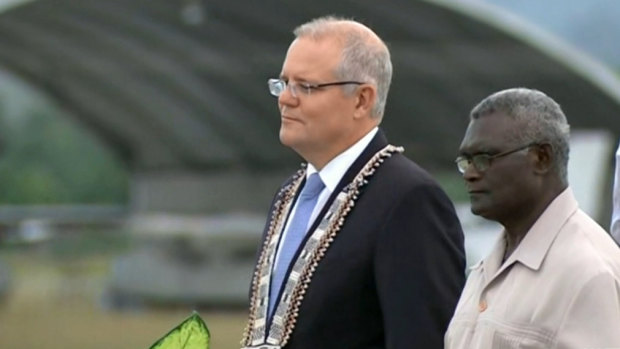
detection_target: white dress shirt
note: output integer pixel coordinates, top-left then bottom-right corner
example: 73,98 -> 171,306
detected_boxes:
612,141 -> 620,243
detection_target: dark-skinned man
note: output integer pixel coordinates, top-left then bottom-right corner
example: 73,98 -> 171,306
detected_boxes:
446,88 -> 620,349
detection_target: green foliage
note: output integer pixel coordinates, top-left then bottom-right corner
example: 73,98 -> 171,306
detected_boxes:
0,108 -> 128,204
149,312 -> 210,349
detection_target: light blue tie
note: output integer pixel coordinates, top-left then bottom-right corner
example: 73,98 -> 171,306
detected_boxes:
269,173 -> 325,318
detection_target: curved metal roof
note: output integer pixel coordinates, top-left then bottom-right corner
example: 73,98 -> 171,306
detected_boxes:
0,0 -> 619,171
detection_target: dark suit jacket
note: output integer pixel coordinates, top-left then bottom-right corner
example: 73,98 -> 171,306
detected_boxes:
257,129 -> 466,348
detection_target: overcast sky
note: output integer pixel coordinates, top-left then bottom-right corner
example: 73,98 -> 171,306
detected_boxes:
482,0 -> 620,67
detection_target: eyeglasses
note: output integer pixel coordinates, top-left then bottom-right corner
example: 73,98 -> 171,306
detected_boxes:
455,143 -> 536,174
267,78 -> 364,98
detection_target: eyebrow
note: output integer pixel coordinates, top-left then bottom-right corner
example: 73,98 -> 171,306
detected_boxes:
279,72 -> 314,83
458,146 -> 499,157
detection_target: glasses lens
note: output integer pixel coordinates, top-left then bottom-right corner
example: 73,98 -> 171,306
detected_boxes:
456,158 -> 469,173
268,79 -> 284,97
471,155 -> 491,172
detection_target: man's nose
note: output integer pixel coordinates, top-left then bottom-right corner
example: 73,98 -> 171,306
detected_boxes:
462,162 -> 481,181
278,86 -> 298,107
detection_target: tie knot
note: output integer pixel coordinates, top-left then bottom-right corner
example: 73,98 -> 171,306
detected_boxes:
300,173 -> 325,199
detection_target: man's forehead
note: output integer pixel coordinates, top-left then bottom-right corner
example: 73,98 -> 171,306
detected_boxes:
460,115 -> 517,150
470,113 -> 518,134
281,37 -> 340,77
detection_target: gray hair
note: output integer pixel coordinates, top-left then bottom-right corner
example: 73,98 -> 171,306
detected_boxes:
470,88 -> 571,183
293,16 -> 392,120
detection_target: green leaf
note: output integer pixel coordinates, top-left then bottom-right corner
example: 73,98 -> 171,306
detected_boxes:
149,311 -> 210,349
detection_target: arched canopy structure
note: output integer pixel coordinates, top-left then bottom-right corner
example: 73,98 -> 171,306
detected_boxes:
2,0 -> 619,307
0,0 -> 619,173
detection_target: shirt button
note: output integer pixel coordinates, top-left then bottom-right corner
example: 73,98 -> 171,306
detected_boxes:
478,300 -> 488,312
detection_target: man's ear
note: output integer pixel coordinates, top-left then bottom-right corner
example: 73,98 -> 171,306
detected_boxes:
353,85 -> 376,119
533,143 -> 554,174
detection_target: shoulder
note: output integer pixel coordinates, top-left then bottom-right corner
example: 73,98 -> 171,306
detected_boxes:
371,153 -> 450,200
367,153 -> 462,234
548,210 -> 620,285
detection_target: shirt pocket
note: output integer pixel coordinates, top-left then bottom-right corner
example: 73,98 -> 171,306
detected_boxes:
483,318 -> 554,349
445,316 -> 475,349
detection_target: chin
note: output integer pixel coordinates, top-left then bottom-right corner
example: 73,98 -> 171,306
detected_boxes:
279,128 -> 305,151
279,129 -> 295,147
470,205 -> 482,216
471,208 -> 492,220
469,201 -> 494,220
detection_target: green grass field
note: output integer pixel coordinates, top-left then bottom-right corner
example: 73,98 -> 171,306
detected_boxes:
0,249 -> 247,349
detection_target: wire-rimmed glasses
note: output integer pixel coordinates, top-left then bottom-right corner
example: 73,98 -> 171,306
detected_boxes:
455,143 -> 536,174
267,78 -> 365,98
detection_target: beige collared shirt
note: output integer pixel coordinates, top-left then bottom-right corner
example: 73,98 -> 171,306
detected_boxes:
445,188 -> 620,349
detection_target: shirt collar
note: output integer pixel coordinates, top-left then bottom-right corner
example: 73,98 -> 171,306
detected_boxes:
481,187 -> 579,280
306,127 -> 378,191
509,187 -> 578,270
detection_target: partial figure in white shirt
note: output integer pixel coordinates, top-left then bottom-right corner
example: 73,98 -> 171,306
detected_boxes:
612,140 -> 620,243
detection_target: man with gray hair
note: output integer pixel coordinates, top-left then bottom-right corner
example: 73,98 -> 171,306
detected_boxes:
445,88 -> 620,348
241,16 -> 465,349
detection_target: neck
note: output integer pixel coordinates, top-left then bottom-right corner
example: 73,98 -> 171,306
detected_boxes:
501,182 -> 567,261
301,124 -> 377,170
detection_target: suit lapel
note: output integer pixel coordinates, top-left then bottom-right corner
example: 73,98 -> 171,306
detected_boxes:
270,129 -> 389,309
245,130 -> 398,346
307,129 -> 389,234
